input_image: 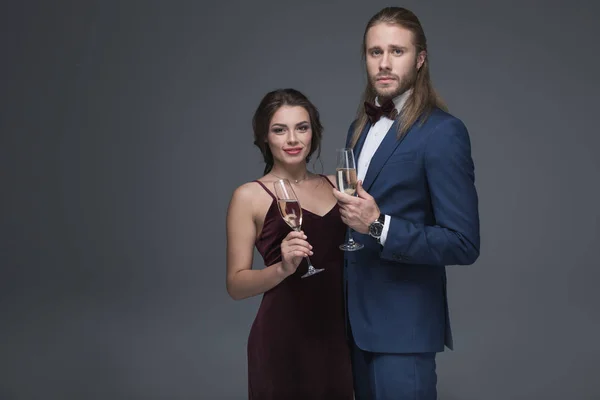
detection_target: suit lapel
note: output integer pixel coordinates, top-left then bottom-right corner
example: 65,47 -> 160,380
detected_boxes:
361,119 -> 409,192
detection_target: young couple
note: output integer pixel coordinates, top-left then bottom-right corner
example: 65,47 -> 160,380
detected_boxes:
225,7 -> 480,400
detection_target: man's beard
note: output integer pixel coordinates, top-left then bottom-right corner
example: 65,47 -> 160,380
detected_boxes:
371,66 -> 417,101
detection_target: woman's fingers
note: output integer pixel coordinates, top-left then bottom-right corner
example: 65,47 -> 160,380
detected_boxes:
283,238 -> 312,250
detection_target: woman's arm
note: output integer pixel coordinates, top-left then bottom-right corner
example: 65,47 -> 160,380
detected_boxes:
225,184 -> 289,300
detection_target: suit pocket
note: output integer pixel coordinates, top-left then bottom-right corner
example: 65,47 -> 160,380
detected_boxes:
385,152 -> 416,165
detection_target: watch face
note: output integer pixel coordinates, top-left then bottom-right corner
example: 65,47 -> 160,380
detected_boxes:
370,221 -> 383,237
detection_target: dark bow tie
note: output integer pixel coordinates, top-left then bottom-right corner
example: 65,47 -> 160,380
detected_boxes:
364,99 -> 397,123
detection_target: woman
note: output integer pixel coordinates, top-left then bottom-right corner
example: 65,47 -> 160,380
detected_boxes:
225,88 -> 353,399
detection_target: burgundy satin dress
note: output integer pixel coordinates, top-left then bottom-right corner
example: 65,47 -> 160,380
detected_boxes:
247,176 -> 353,399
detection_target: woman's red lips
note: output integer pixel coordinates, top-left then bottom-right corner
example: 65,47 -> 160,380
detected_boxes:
284,148 -> 302,155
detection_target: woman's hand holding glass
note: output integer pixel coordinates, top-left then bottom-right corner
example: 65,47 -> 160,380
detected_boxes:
279,230 -> 313,277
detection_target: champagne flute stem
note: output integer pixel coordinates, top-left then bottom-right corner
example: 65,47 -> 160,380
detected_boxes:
296,226 -> 316,272
347,228 -> 358,244
295,227 -> 311,264
305,255 -> 315,269
347,192 -> 359,245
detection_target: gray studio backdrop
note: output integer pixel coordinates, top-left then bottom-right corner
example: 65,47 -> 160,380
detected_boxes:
2,0 -> 599,399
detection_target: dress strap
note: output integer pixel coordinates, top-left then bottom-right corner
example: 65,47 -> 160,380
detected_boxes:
254,180 -> 277,200
319,174 -> 335,188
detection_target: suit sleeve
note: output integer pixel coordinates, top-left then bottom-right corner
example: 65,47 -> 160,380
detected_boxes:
380,117 -> 480,266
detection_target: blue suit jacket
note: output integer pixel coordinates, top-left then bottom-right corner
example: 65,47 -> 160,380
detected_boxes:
344,107 -> 480,354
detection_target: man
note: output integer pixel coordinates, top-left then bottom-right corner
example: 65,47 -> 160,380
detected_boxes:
332,7 -> 480,399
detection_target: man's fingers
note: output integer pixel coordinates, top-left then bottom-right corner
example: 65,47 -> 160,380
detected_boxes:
340,205 -> 358,217
333,188 -> 358,204
332,189 -> 344,200
339,209 -> 354,221
356,180 -> 369,199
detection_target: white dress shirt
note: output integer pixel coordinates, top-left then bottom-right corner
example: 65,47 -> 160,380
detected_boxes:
357,89 -> 411,246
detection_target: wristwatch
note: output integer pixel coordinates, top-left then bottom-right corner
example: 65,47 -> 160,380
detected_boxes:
368,214 -> 386,241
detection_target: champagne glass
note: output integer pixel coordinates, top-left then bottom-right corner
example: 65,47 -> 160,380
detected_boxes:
336,148 -> 364,251
273,179 -> 325,278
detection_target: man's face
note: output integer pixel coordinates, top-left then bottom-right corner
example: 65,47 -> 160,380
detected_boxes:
365,22 -> 425,100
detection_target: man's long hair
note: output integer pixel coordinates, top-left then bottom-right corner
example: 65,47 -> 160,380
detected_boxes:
350,7 -> 448,148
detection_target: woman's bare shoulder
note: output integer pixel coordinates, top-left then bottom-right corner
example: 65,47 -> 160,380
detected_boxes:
229,179 -> 273,210
228,181 -> 261,209
231,180 -> 253,195
324,174 -> 337,189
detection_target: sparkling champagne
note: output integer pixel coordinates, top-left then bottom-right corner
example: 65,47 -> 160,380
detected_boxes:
336,167 -> 358,195
277,199 -> 302,230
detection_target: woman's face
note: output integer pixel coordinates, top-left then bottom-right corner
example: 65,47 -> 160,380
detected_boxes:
267,105 -> 312,169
